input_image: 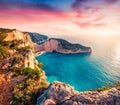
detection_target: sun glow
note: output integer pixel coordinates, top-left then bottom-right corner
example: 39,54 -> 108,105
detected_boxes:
91,29 -> 120,36
116,44 -> 120,62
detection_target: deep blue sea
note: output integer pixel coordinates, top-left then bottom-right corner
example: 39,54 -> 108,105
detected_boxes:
36,35 -> 120,91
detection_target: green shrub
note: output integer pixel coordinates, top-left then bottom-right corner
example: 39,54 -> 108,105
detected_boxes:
13,67 -> 43,79
95,85 -> 111,92
12,77 -> 48,105
33,69 -> 42,78
0,33 -> 8,41
38,62 -> 44,68
90,83 -> 111,92
0,41 -> 9,46
40,82 -> 48,88
21,67 -> 33,75
0,44 -> 9,60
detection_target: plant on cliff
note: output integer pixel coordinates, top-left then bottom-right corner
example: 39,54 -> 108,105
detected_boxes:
12,67 -> 48,105
0,33 -> 8,41
13,78 -> 48,105
91,81 -> 120,92
0,44 -> 9,60
38,62 -> 44,68
95,85 -> 111,92
90,83 -> 111,92
13,67 -> 43,78
21,67 -> 43,78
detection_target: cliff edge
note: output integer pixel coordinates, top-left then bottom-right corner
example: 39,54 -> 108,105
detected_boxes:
37,81 -> 120,105
0,28 -> 48,105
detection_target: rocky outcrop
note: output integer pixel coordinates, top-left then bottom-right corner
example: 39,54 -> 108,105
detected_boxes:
0,28 -> 48,105
37,81 -> 120,105
0,29 -> 35,70
35,38 -> 92,55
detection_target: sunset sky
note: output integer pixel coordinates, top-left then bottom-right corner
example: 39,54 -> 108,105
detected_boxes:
0,0 -> 120,37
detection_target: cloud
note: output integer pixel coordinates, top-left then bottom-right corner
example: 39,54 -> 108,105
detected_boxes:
74,21 -> 106,28
74,14 -> 106,28
0,0 -> 58,11
105,0 -> 118,2
71,0 -> 119,13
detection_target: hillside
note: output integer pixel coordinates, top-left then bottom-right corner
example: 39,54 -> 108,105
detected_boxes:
0,28 -> 48,105
27,32 -> 48,44
35,38 -> 92,55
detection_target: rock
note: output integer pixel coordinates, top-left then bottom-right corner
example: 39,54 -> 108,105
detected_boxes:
34,38 -> 92,55
37,82 -> 120,105
27,32 -> 48,44
36,81 -> 77,105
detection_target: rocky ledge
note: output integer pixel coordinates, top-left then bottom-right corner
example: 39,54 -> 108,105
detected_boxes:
35,38 -> 92,55
37,81 -> 120,105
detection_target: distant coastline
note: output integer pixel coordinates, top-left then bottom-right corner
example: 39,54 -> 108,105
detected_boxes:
35,51 -> 46,57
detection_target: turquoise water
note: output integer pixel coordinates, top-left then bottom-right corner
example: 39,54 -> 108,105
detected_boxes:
36,35 -> 120,91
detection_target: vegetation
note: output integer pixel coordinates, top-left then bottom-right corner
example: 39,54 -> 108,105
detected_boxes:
12,64 -> 48,105
91,81 -> 120,92
13,77 -> 48,105
0,44 -> 9,60
112,81 -> 120,89
0,28 -> 48,105
21,67 -> 43,78
0,41 -> 9,46
13,67 -> 43,78
0,33 -> 8,41
95,85 -> 111,92
38,62 -> 44,68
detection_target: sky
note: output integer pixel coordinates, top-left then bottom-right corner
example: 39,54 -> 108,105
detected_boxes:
0,0 -> 120,37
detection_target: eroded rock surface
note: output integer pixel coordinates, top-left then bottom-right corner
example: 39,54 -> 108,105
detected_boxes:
37,82 -> 120,105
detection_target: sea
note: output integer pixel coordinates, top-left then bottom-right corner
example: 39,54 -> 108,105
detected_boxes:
36,35 -> 120,91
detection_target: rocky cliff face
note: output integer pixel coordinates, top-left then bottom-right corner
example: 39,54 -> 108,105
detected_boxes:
0,28 -> 48,105
37,81 -> 120,105
0,29 -> 35,70
35,38 -> 92,55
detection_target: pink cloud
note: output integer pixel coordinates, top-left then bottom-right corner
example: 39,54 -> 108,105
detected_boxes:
74,21 -> 106,28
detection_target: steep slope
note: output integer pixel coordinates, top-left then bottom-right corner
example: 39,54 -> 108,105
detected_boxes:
37,81 -> 120,105
27,32 -> 48,44
0,28 -> 48,105
35,38 -> 92,55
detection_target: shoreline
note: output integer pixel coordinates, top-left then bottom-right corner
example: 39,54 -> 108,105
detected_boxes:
35,51 -> 46,57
